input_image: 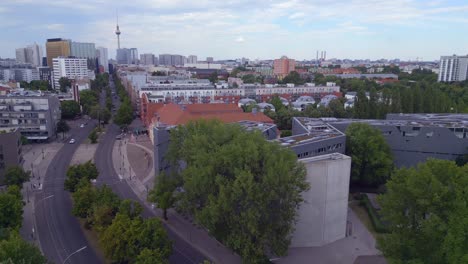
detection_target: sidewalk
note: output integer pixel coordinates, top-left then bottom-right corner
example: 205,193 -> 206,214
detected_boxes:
113,135 -> 242,264
20,142 -> 63,247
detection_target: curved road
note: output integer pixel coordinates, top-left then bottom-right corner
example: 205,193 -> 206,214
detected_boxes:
94,76 -> 206,263
35,120 -> 100,264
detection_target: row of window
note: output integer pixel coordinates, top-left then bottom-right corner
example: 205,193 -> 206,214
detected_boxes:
296,143 -> 344,158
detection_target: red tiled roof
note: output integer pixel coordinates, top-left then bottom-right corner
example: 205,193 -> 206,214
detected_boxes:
151,103 -> 273,126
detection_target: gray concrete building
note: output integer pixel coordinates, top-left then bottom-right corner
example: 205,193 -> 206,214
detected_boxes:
304,114 -> 468,168
292,153 -> 351,247
0,93 -> 61,141
70,42 -> 96,59
0,128 -> 22,184
438,55 -> 468,82
158,54 -> 185,66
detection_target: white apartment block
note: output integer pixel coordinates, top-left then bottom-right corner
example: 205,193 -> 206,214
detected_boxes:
438,55 -> 468,82
52,57 -> 88,89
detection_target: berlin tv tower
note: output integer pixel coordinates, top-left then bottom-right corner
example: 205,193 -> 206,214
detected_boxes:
115,11 -> 121,49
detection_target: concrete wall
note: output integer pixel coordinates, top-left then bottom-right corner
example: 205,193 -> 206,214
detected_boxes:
291,153 -> 351,247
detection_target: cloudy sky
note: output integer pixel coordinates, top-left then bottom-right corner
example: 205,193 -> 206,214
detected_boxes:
1,0 -> 467,61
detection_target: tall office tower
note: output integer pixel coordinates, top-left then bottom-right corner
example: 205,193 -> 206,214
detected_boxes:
46,38 -> 70,67
140,53 -> 155,65
129,48 -> 138,64
438,55 -> 468,82
15,44 -> 43,66
116,48 -> 130,64
70,42 -> 96,59
187,55 -> 198,64
15,48 -> 27,63
52,57 -> 88,89
273,56 -> 296,79
96,47 -> 109,72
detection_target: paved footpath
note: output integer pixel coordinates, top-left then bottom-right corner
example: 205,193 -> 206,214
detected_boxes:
113,135 -> 242,264
20,142 -> 63,248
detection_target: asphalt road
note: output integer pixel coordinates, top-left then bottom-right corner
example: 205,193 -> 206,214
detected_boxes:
35,120 -> 100,264
93,77 -> 206,264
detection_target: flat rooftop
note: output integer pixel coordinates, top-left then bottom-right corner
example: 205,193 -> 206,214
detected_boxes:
237,120 -> 277,133
277,117 -> 345,147
300,116 -> 468,129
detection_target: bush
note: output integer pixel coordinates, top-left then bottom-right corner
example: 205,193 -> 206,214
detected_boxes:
360,195 -> 388,233
89,129 -> 98,144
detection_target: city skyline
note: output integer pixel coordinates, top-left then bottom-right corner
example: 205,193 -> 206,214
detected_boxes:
0,0 -> 468,61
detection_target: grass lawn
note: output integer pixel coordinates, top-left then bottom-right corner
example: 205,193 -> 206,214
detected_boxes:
78,219 -> 110,264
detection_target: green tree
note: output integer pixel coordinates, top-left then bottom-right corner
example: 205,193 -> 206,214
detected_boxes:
59,77 -> 71,92
378,159 -> 468,264
71,179 -> 96,218
0,232 -> 47,264
118,199 -> 143,219
89,185 -> 121,232
64,161 -> 99,192
61,100 -> 81,119
269,95 -> 286,112
0,186 -> 23,230
282,71 -> 304,85
4,166 -> 30,188
328,98 -> 347,118
148,172 -> 179,220
354,89 -> 369,119
100,213 -> 171,263
241,74 -> 257,84
345,123 -> 393,187
90,105 -> 111,125
88,128 -> 98,144
114,98 -> 133,127
208,71 -> 218,83
135,248 -> 168,264
166,120 -> 309,261
79,90 -> 99,114
56,119 -> 70,139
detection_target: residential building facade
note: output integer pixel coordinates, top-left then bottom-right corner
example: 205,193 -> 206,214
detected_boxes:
438,55 -> 468,82
0,128 -> 22,184
274,56 -> 295,78
52,57 -> 88,89
70,42 -> 96,59
0,93 -> 61,141
140,53 -> 155,65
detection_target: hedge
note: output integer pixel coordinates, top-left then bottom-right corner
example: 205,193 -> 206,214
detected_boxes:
359,195 -> 389,233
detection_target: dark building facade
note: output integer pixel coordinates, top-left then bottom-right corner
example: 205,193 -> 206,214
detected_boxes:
307,114 -> 468,168
0,129 -> 22,184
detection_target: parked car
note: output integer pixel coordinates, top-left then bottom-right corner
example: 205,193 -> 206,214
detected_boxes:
115,135 -> 122,140
69,139 -> 76,144
80,124 -> 85,128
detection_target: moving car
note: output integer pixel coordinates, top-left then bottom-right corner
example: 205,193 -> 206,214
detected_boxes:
69,139 -> 76,144
80,124 -> 85,128
115,135 -> 122,140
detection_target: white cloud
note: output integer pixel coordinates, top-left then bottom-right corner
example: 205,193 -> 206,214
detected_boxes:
46,23 -> 65,31
235,36 -> 245,43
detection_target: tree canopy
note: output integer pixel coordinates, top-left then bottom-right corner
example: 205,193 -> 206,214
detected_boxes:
0,232 -> 47,264
56,119 -> 70,138
61,100 -> 80,119
162,119 -> 309,261
114,98 -> 133,127
79,90 -> 99,115
4,166 -> 30,188
59,77 -> 71,92
345,123 -> 393,187
378,159 -> 468,264
89,105 -> 111,124
64,161 -> 99,192
0,186 -> 23,231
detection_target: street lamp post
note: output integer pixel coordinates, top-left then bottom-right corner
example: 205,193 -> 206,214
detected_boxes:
62,246 -> 87,264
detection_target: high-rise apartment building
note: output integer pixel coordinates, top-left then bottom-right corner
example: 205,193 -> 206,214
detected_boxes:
52,57 -> 88,89
129,48 -> 139,64
187,55 -> 198,64
15,44 -> 43,67
46,38 -> 70,67
140,53 -> 155,65
117,48 -> 130,64
158,54 -> 185,66
273,56 -> 296,79
96,47 -> 109,72
438,55 -> 468,82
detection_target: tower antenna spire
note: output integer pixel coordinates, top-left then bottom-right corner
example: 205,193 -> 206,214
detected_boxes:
115,9 -> 121,49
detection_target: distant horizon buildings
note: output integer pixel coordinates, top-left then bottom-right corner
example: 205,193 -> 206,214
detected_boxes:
159,54 -> 184,66
438,55 -> 468,82
274,56 -> 295,79
15,43 -> 43,67
116,48 -> 139,64
140,53 -> 157,65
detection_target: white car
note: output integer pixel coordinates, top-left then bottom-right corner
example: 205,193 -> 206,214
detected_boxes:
69,139 -> 76,144
80,124 -> 85,128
